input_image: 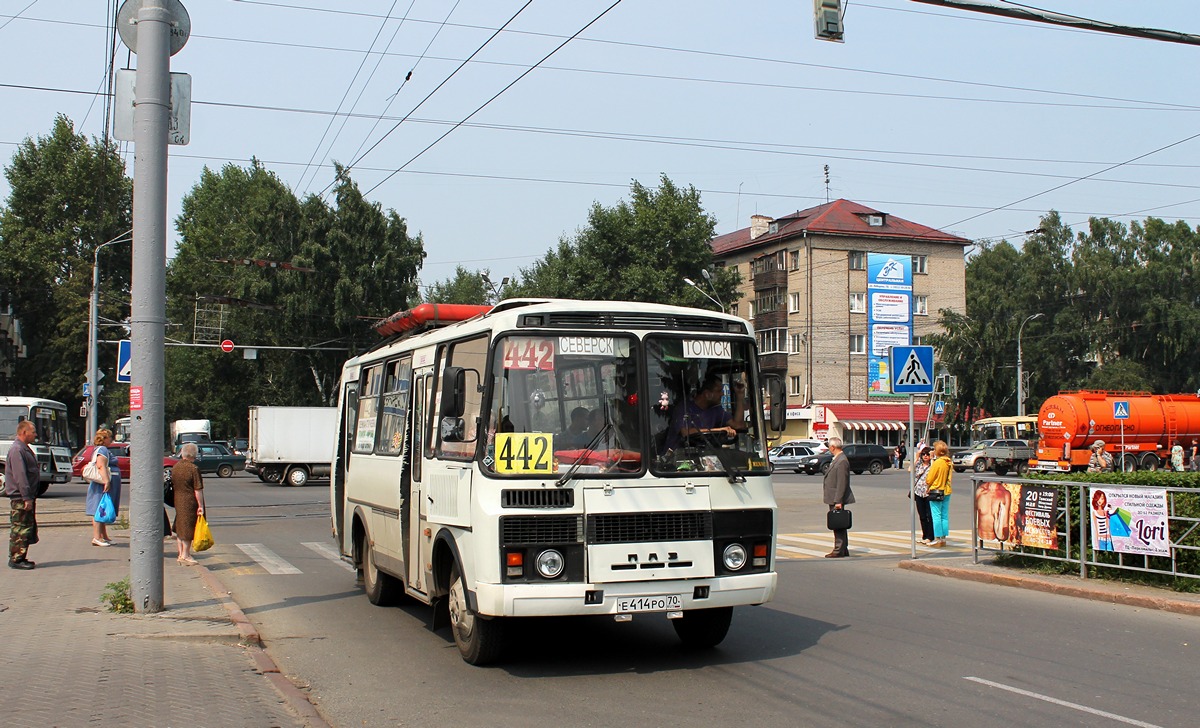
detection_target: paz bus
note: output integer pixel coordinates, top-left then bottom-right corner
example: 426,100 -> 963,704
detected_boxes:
970,415 -> 1038,443
0,396 -> 74,495
333,299 -> 784,664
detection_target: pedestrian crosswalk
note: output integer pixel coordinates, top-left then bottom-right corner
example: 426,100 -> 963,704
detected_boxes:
776,530 -> 974,560
215,532 -> 973,576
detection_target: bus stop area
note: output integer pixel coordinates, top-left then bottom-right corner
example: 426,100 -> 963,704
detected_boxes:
0,499 -> 327,727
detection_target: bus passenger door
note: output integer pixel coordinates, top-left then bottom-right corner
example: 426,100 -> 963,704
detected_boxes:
406,371 -> 432,596
332,381 -> 358,549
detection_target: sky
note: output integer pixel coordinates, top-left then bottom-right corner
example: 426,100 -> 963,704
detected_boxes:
3,1 -> 1200,293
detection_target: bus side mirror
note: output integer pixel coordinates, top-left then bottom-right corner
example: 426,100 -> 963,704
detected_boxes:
765,376 -> 786,432
440,417 -> 466,443
440,366 -> 466,418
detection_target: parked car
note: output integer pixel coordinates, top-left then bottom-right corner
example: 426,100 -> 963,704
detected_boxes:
781,438 -> 828,454
178,441 -> 246,478
801,443 -> 891,475
73,443 -> 179,484
952,440 -> 999,473
768,444 -> 819,473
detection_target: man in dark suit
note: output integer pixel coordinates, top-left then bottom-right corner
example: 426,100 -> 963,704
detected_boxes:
822,437 -> 855,558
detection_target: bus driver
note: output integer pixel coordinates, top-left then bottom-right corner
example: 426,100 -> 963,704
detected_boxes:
664,374 -> 746,452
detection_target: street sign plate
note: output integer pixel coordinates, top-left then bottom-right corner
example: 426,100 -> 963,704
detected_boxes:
113,70 -> 191,145
934,400 -> 945,415
83,382 -> 91,397
220,339 -> 235,353
117,339 -> 132,383
1113,400 -> 1130,420
890,345 -> 935,394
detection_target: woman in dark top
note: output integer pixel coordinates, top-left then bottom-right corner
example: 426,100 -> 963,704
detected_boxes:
171,442 -> 206,565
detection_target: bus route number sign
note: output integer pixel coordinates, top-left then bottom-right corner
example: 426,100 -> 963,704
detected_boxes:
495,433 -> 554,474
502,337 -> 555,371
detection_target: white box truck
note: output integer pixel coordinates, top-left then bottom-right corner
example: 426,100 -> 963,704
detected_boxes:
246,406 -> 337,486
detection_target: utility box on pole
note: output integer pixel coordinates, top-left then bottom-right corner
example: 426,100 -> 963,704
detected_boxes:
814,0 -> 845,42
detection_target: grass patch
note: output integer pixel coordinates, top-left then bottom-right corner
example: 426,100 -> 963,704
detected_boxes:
101,577 -> 134,613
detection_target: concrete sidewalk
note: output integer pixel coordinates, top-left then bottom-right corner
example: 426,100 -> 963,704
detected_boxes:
0,499 -> 328,728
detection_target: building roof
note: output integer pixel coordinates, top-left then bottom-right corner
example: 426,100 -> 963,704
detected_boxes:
711,199 -> 970,256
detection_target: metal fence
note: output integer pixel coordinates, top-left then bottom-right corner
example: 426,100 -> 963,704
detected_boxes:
969,475 -> 1200,581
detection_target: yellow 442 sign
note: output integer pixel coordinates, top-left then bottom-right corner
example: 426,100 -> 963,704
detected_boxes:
495,433 -> 554,474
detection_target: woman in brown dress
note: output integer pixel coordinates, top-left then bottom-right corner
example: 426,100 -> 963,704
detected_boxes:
171,443 -> 206,565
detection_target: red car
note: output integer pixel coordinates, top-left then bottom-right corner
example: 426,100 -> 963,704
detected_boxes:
72,444 -> 179,483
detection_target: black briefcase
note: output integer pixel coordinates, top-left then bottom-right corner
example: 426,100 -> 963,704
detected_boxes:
827,508 -> 852,531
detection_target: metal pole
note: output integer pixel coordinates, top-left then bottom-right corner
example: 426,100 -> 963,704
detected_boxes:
1016,313 -> 1043,417
909,394 -> 916,558
87,257 -> 100,445
129,0 -> 172,613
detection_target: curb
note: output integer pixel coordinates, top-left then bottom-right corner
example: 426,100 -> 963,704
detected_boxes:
195,562 -> 333,728
900,559 -> 1200,617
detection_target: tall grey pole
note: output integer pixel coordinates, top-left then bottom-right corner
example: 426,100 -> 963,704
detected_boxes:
1016,312 -> 1043,417
129,0 -> 172,613
87,235 -> 131,445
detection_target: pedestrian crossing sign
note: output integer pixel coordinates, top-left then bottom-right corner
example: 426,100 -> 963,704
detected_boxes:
1113,400 -> 1130,419
890,345 -> 935,394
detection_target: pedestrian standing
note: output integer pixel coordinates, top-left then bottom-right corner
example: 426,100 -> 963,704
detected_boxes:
84,429 -> 122,547
1190,439 -> 1199,472
912,446 -> 935,544
822,437 -> 855,558
924,440 -> 953,547
5,420 -> 40,569
897,441 -> 907,470
171,443 -> 206,565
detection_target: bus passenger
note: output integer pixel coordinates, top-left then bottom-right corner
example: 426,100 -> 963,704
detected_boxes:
559,407 -> 591,448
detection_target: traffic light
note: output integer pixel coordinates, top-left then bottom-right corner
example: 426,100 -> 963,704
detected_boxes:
814,0 -> 845,42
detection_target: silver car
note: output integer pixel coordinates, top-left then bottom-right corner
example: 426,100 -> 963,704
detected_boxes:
769,444 -> 819,473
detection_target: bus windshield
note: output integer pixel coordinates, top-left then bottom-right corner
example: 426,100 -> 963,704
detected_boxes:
480,333 -> 769,478
0,404 -> 71,447
971,416 -> 1037,443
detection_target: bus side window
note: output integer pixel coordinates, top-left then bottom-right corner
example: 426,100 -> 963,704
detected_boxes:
436,335 -> 488,460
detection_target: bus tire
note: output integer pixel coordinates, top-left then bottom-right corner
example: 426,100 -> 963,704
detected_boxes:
363,540 -> 401,606
36,482 -> 50,497
672,606 -> 733,649
286,467 -> 309,487
449,561 -> 504,665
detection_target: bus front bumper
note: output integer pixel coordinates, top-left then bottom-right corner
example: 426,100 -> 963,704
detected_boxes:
473,571 -> 778,618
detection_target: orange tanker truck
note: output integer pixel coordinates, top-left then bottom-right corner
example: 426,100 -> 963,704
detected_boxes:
1032,390 -> 1200,472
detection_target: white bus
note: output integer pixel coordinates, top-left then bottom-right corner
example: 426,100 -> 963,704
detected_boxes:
333,299 -> 783,664
114,416 -> 132,443
0,396 -> 74,496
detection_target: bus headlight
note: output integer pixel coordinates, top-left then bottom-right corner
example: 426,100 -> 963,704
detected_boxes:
535,549 -> 565,579
722,543 -> 747,571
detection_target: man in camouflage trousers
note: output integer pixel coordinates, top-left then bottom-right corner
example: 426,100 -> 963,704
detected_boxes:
6,420 -> 40,569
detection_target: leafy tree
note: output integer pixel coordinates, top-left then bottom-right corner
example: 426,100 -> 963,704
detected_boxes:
165,162 -> 425,435
514,175 -> 740,308
424,266 -> 502,305
0,115 -> 132,432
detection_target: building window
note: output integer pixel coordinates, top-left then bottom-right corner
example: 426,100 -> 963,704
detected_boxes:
849,292 -> 866,313
790,332 -> 804,354
790,250 -> 800,270
913,255 -> 928,275
730,303 -> 738,317
751,251 -> 786,278
758,328 -> 787,354
849,251 -> 866,270
850,334 -> 866,355
915,295 -> 929,316
788,292 -> 801,313
752,287 -> 784,316
789,375 -> 803,396
913,335 -> 925,345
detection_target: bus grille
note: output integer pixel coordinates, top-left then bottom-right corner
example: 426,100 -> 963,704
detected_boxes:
501,515 -> 583,545
501,489 -> 574,508
586,511 -> 714,544
525,312 -> 740,334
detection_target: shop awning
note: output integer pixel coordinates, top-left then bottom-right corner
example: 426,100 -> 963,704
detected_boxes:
839,420 -> 906,431
823,403 -> 930,431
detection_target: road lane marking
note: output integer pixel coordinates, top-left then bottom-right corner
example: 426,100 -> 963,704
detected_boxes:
303,541 -> 356,572
776,530 -> 972,560
235,543 -> 302,575
964,677 -> 1163,728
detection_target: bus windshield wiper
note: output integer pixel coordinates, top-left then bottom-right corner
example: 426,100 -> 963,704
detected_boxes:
555,422 -> 614,488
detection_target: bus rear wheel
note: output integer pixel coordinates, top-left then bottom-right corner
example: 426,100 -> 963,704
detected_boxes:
672,606 -> 733,649
363,539 -> 401,606
448,562 -> 504,665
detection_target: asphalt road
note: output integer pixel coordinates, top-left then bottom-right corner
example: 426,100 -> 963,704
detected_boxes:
189,472 -> 1200,727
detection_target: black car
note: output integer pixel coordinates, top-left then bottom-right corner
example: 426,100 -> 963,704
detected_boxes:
802,443 -> 892,475
178,441 -> 246,478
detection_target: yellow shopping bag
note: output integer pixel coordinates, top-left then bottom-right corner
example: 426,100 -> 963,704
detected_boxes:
193,513 -> 214,552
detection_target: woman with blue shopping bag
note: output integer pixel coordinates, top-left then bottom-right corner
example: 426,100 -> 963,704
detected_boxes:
83,429 -> 122,547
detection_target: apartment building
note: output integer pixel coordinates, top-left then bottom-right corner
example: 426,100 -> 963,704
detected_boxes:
711,199 -> 968,444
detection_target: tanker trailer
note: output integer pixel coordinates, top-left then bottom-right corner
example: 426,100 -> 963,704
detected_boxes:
1033,391 -> 1200,472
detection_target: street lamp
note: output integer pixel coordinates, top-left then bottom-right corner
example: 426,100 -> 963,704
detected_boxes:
87,231 -> 132,443
1016,312 -> 1044,417
684,274 -> 724,312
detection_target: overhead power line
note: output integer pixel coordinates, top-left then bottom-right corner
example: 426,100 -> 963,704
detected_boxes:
910,0 -> 1200,46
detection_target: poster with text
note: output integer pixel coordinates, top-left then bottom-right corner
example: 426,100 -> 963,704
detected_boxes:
867,253 -> 912,394
1088,487 -> 1170,556
975,482 -> 1059,550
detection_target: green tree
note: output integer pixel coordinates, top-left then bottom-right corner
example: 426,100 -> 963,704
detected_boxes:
514,175 -> 739,308
0,115 -> 132,430
425,266 -> 502,305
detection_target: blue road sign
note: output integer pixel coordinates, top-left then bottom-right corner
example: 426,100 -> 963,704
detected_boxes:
890,345 -> 935,394
116,339 -> 132,383
934,400 -> 945,415
82,382 -> 90,397
1113,400 -> 1130,420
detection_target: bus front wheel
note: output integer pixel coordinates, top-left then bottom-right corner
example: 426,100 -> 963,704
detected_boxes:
449,562 -> 504,665
672,606 -> 733,649
363,539 -> 401,606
